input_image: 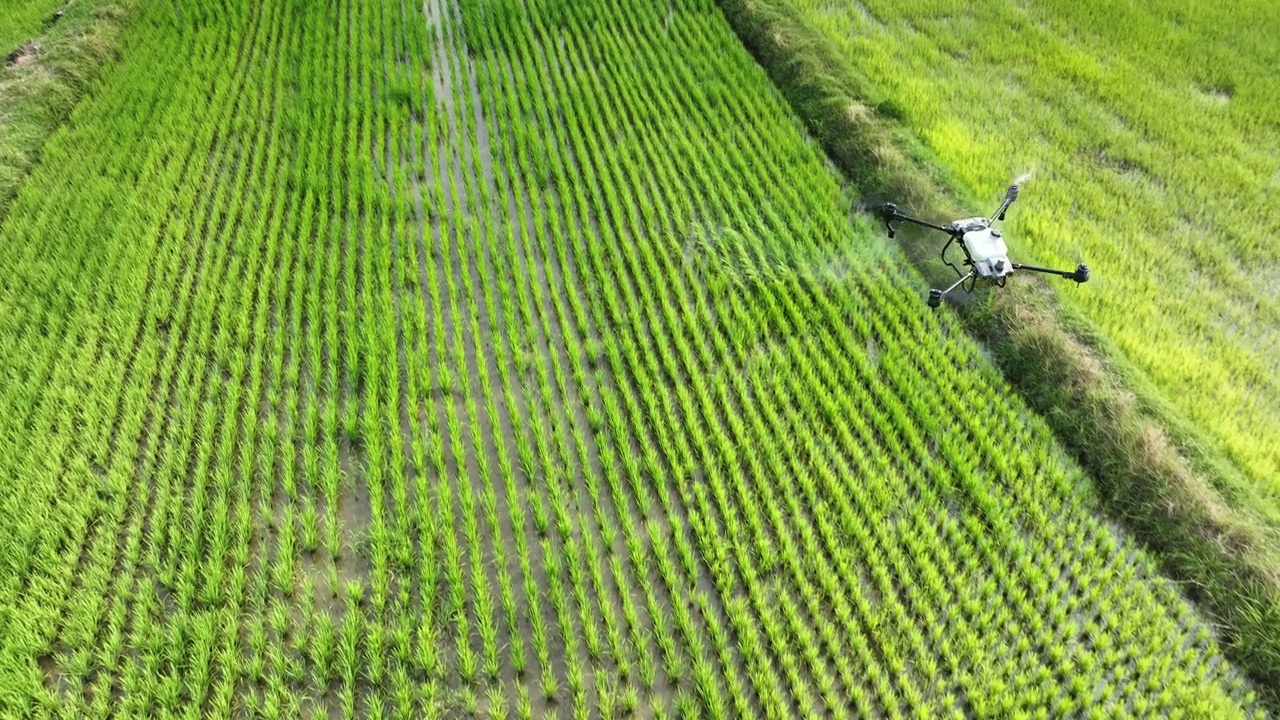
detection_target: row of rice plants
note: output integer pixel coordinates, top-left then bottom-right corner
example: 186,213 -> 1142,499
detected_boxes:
469,7 -> 687,717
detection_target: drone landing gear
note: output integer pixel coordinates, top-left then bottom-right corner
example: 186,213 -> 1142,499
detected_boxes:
1012,262 -> 1090,284
928,271 -> 975,308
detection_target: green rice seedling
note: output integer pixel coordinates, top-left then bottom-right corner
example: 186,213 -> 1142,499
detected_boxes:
366,621 -> 386,686
508,630 -> 527,678
391,665 -> 414,719
515,684 -> 532,720
371,562 -> 392,615
343,579 -> 364,609
338,682 -> 357,720
457,630 -> 479,685
478,612 -> 501,681
657,616 -> 682,686
304,614 -> 334,689
498,568 -> 518,635
416,624 -> 441,679
390,618 -> 413,667
541,665 -> 560,703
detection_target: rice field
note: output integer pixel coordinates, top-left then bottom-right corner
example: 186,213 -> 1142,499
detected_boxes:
783,0 -> 1280,502
0,0 -> 1271,717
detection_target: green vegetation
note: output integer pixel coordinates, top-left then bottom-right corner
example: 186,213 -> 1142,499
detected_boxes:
0,0 -> 1272,717
0,0 -> 141,221
0,1 -> 68,56
717,0 -> 1280,705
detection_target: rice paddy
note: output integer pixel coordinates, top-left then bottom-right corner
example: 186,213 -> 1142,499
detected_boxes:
0,0 -> 1271,717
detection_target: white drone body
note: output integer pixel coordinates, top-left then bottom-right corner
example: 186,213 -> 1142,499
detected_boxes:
876,184 -> 1089,308
951,217 -> 1014,281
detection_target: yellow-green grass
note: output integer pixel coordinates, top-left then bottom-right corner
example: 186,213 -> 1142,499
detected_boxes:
0,1 -> 67,57
0,0 -> 1271,717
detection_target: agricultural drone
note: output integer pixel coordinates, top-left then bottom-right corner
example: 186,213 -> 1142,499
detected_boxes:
875,184 -> 1089,308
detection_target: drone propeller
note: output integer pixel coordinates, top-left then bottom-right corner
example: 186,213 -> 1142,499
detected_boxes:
990,167 -> 1037,221
851,192 -> 903,238
852,192 -> 897,219
1070,247 -> 1099,287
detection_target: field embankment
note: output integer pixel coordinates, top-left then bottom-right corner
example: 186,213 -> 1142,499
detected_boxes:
715,0 -> 1280,705
0,0 -> 141,222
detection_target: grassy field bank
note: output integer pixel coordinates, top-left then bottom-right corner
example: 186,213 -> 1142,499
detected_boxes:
0,0 -> 69,56
0,0 -> 1272,717
716,0 -> 1280,706
0,0 -> 141,222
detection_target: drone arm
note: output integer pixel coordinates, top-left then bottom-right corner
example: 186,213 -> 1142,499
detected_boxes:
1012,262 -> 1090,283
876,202 -> 961,239
879,206 -> 957,238
891,212 -> 956,235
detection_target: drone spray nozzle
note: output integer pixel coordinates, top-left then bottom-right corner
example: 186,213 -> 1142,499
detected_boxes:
993,184 -> 1019,221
